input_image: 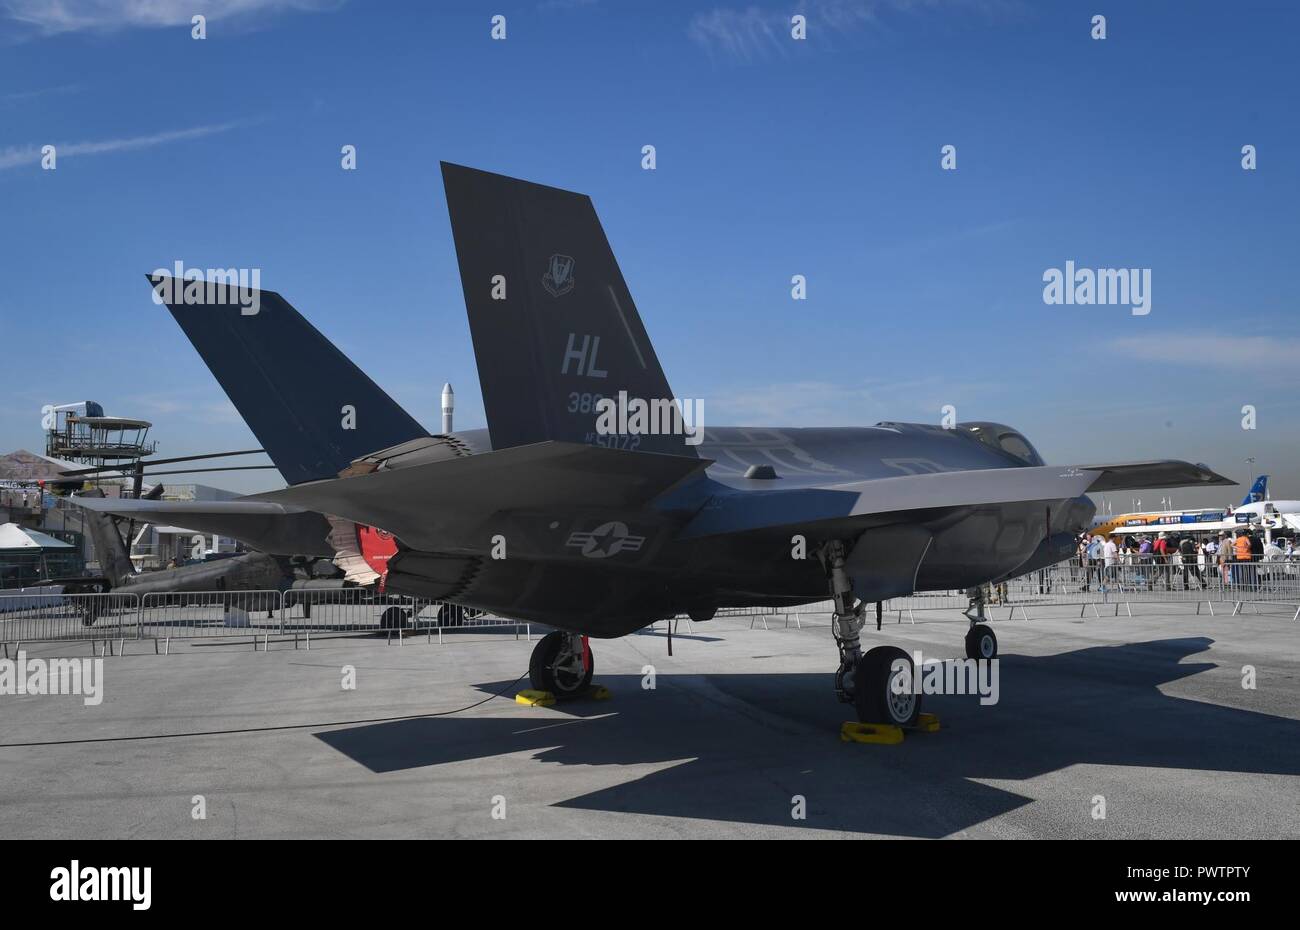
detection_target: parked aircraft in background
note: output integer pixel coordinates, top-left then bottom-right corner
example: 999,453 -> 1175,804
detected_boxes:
1090,475 -> 1269,538
1229,492 -> 1300,537
61,488 -> 351,623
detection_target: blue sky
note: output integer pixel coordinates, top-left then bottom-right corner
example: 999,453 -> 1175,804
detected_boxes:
1,0 -> 1295,508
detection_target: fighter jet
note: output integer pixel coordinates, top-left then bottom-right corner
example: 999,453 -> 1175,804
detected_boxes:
87,164 -> 1232,725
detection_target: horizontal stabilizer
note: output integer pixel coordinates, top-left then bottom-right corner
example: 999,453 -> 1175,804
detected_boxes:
72,496 -> 334,557
255,441 -> 709,552
147,275 -> 430,484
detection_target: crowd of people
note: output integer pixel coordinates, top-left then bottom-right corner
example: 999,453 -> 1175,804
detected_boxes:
1077,528 -> 1295,592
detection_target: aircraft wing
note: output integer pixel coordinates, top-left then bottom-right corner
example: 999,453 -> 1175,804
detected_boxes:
254,441 -> 711,552
679,465 -> 1103,539
680,459 -> 1231,540
1074,460 -> 1235,493
248,448 -> 1229,552
71,497 -> 335,556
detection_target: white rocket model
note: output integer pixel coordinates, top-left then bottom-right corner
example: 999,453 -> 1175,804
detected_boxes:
441,383 -> 454,434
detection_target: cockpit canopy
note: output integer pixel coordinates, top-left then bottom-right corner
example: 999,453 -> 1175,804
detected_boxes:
957,422 -> 1044,466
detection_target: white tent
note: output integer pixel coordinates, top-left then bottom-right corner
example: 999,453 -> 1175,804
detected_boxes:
0,522 -> 73,550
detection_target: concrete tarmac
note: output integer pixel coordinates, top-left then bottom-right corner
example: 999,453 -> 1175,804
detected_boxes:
2,605 -> 1298,838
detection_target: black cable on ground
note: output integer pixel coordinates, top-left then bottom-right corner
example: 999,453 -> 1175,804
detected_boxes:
0,670 -> 531,749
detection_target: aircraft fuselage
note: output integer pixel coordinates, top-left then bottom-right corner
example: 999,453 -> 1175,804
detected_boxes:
384,422 -> 1096,636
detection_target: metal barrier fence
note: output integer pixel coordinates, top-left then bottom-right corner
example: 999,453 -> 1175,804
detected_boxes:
0,592 -> 140,647
864,559 -> 1300,623
728,559 -> 1300,626
0,588 -> 531,652
140,590 -> 283,641
5,558 -> 1298,653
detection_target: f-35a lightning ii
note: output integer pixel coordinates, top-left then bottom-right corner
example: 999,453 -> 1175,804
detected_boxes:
85,163 -> 1232,725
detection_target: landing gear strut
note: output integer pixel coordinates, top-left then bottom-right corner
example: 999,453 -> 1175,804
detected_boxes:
963,586 -> 998,660
529,631 -> 594,698
823,540 -> 921,726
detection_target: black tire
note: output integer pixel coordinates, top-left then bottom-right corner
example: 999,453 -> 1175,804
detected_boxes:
528,631 -> 594,698
965,624 -> 998,660
378,606 -> 407,630
79,601 -> 102,628
437,603 -> 466,627
854,645 -> 921,726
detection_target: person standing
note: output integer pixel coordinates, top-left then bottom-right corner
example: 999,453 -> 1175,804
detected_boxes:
1153,532 -> 1173,590
1102,535 -> 1119,591
1133,534 -> 1150,589
1217,533 -> 1233,586
1179,534 -> 1204,589
1084,535 -> 1104,591
1248,529 -> 1265,588
1262,536 -> 1283,586
1233,530 -> 1252,587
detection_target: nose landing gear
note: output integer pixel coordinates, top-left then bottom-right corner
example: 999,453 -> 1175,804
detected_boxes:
824,540 -> 921,727
963,587 -> 999,660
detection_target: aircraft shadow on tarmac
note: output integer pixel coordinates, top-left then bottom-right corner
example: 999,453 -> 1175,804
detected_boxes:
314,637 -> 1300,836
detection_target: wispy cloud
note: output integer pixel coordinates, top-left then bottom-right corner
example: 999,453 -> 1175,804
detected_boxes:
687,0 -> 1007,63
1,83 -> 80,104
122,391 -> 244,426
538,0 -> 599,11
1110,333 -> 1300,371
687,5 -> 790,64
0,121 -> 244,171
1,0 -> 342,37
862,218 -> 1019,260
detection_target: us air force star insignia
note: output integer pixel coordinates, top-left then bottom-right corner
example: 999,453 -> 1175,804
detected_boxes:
565,521 -> 646,559
542,254 -> 575,297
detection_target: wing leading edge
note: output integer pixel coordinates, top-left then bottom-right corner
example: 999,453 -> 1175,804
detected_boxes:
677,459 -> 1230,540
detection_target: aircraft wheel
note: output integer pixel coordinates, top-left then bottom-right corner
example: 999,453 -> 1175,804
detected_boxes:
437,603 -> 466,627
965,624 -> 998,660
529,631 -> 593,698
78,601 -> 101,628
378,606 -> 407,630
854,646 -> 921,726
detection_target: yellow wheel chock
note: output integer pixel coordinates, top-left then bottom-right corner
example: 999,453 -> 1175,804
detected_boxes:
840,722 -> 904,744
840,713 -> 940,743
515,685 -> 611,707
515,689 -> 556,707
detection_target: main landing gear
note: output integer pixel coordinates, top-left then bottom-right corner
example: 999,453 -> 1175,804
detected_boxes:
528,630 -> 594,698
823,540 -> 921,727
962,586 -> 998,660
